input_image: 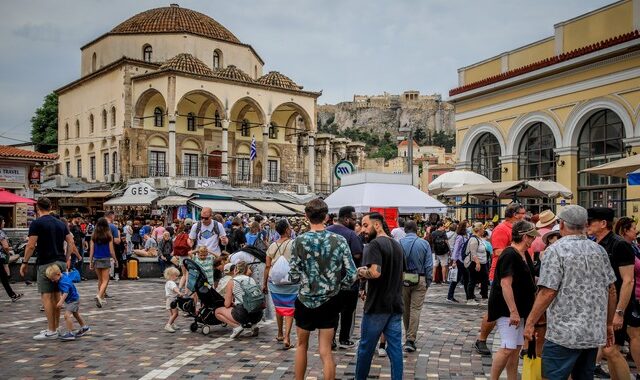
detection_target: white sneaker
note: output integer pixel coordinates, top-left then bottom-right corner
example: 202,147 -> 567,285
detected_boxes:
34,330 -> 58,340
164,324 -> 175,333
230,326 -> 244,339
377,347 -> 387,357
466,300 -> 479,306
171,324 -> 180,330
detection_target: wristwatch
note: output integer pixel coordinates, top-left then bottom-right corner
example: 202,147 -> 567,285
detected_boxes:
615,309 -> 624,316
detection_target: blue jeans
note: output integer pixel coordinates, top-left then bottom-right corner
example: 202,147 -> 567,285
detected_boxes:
542,340 -> 598,380
355,313 -> 403,380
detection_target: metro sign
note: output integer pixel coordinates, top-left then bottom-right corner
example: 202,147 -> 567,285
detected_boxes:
334,160 -> 355,180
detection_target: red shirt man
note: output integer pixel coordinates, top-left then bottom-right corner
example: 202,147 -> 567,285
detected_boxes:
489,204 -> 525,281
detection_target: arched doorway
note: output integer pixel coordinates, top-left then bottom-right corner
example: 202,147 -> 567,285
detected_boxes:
208,150 -> 222,178
470,133 -> 501,182
578,109 -> 626,215
518,122 -> 556,213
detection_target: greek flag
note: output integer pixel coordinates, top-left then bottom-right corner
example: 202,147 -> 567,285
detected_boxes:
250,136 -> 257,161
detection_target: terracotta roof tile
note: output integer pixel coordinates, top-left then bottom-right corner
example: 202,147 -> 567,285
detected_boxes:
110,4 -> 240,44
257,71 -> 300,90
0,146 -> 57,161
159,53 -> 213,76
212,65 -> 255,83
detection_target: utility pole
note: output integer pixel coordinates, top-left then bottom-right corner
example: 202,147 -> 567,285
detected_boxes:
408,128 -> 414,186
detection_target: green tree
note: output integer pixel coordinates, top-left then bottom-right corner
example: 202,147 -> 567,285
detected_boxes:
413,127 -> 426,145
432,131 -> 456,153
30,92 -> 58,153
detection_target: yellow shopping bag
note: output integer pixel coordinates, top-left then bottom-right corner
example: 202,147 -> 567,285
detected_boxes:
522,356 -> 542,380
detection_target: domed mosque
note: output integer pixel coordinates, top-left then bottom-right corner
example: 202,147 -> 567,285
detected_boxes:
55,4 -> 329,193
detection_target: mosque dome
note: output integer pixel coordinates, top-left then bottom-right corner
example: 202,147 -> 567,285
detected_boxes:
110,4 -> 240,44
257,71 -> 301,90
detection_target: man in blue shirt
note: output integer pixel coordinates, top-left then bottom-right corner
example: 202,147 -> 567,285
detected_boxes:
399,220 -> 433,352
327,206 -> 364,350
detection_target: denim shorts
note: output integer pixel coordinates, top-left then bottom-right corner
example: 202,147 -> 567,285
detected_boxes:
541,340 -> 598,380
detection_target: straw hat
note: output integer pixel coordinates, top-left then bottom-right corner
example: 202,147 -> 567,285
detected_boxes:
536,210 -> 557,229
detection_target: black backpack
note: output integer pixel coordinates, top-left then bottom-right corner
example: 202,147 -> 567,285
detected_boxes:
432,231 -> 449,255
252,236 -> 268,253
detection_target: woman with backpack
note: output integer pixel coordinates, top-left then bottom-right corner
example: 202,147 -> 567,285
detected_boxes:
215,261 -> 264,339
465,222 -> 489,305
263,219 -> 298,350
447,221 -> 469,303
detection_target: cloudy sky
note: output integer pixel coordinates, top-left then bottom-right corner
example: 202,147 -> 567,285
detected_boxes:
0,0 -> 613,144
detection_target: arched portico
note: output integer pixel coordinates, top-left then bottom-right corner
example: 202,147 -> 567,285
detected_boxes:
134,89 -> 167,129
564,97 -> 634,147
458,123 -> 506,165
506,111 -> 563,156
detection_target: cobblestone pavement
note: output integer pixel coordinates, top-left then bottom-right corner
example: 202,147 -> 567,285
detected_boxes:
0,280 -> 496,379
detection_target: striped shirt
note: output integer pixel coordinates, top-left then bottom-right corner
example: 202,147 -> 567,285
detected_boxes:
194,256 -> 214,285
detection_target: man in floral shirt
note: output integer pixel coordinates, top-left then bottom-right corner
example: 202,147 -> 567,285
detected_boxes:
289,198 -> 357,380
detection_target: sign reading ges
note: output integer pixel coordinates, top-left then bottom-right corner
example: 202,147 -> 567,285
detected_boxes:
123,182 -> 158,198
334,160 -> 355,180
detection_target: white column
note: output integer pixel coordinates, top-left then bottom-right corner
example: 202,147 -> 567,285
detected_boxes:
308,133 -> 316,192
168,117 -> 176,177
221,119 -> 229,180
262,124 -> 269,183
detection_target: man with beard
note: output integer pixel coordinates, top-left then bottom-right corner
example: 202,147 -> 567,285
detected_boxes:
356,212 -> 404,380
327,206 -> 364,350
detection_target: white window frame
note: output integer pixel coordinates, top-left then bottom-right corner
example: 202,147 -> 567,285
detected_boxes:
237,157 -> 250,181
182,151 -> 199,177
149,150 -> 167,177
90,156 -> 96,180
267,159 -> 279,182
103,152 -> 110,176
76,159 -> 82,178
65,161 -> 71,177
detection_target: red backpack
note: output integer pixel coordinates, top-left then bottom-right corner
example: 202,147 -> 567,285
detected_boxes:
173,232 -> 190,257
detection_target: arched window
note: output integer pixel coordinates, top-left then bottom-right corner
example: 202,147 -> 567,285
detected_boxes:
214,110 -> 221,128
143,45 -> 152,62
112,152 -> 118,174
213,50 -> 222,69
518,123 -> 555,180
64,123 -> 69,140
241,119 -> 250,137
187,112 -> 196,131
91,52 -> 97,72
102,109 -> 107,130
470,133 -> 501,182
269,122 -> 278,139
89,114 -> 94,134
578,109 -> 626,215
110,106 -> 116,127
75,120 -> 80,137
154,107 -> 163,127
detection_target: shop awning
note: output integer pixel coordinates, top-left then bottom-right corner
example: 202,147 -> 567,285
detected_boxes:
441,180 -> 547,199
0,189 -> 36,204
41,192 -> 75,198
278,202 -> 306,214
74,191 -> 112,198
103,194 -> 158,206
581,154 -> 640,178
188,199 -> 258,214
243,200 -> 296,216
156,196 -> 190,207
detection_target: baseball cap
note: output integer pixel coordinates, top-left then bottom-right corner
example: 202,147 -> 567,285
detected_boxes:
184,218 -> 194,227
558,205 -> 588,226
587,207 -> 615,223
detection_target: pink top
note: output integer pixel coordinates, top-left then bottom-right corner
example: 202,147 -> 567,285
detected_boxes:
529,226 -> 551,257
634,256 -> 640,300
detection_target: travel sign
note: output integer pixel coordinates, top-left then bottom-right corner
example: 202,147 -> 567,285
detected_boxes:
334,160 -> 355,180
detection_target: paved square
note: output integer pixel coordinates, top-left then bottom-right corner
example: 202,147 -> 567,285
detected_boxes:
0,280 -> 494,379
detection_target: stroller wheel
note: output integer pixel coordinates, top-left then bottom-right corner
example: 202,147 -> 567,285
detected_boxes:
202,325 -> 210,335
190,322 -> 198,332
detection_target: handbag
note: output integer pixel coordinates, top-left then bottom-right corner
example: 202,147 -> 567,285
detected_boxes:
402,239 -> 420,287
447,267 -> 458,282
522,337 -> 542,380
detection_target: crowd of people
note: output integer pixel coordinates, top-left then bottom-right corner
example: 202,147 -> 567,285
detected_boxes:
5,194 -> 640,379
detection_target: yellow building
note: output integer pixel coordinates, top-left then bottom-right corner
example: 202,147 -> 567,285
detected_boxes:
451,0 -> 640,215
55,4 -> 321,192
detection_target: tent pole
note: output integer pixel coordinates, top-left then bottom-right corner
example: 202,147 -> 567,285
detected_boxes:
466,194 -> 469,221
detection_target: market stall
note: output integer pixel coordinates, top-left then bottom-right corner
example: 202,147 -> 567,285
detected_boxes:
103,182 -> 159,218
428,170 -> 492,195
0,188 -> 36,228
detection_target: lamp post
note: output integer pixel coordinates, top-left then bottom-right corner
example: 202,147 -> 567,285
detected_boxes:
399,124 -> 414,185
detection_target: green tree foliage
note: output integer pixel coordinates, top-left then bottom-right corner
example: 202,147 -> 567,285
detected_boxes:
30,92 -> 58,153
432,130 -> 456,153
413,127 -> 427,145
317,117 -> 398,160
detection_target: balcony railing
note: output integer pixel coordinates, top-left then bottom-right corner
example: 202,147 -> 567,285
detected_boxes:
228,172 -> 263,188
130,164 -> 214,178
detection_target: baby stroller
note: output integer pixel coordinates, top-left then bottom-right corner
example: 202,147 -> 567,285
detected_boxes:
174,258 -> 225,335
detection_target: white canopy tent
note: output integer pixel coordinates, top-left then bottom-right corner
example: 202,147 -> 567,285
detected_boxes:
581,154 -> 640,178
325,172 -> 447,214
428,170 -> 492,195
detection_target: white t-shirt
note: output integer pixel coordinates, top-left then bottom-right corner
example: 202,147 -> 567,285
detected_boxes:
189,221 -> 227,254
165,280 -> 178,299
391,227 -> 406,241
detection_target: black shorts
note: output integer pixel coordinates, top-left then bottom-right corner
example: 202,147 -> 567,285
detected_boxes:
294,294 -> 340,331
231,304 -> 263,326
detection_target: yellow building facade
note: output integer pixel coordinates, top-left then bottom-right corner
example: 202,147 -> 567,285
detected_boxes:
451,0 -> 640,215
55,4 -> 321,192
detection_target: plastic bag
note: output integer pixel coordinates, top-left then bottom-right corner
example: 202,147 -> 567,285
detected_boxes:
447,266 -> 458,282
269,255 -> 291,284
522,337 -> 542,380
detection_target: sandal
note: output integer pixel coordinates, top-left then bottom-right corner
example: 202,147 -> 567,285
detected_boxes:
281,342 -> 292,350
276,336 -> 284,342
11,293 -> 23,302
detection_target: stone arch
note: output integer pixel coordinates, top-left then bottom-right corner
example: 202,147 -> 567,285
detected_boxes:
177,90 -> 226,130
268,146 -> 281,157
564,97 -> 634,147
458,123 -> 506,163
64,148 -> 69,158
148,134 -> 168,148
134,88 -> 167,128
88,142 -> 95,152
506,111 -> 562,156
271,102 -> 313,132
230,97 -> 266,126
74,146 -> 81,156
236,142 -> 251,155
182,137 -> 202,151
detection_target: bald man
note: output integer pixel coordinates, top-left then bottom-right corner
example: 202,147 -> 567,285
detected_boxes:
188,207 -> 228,256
